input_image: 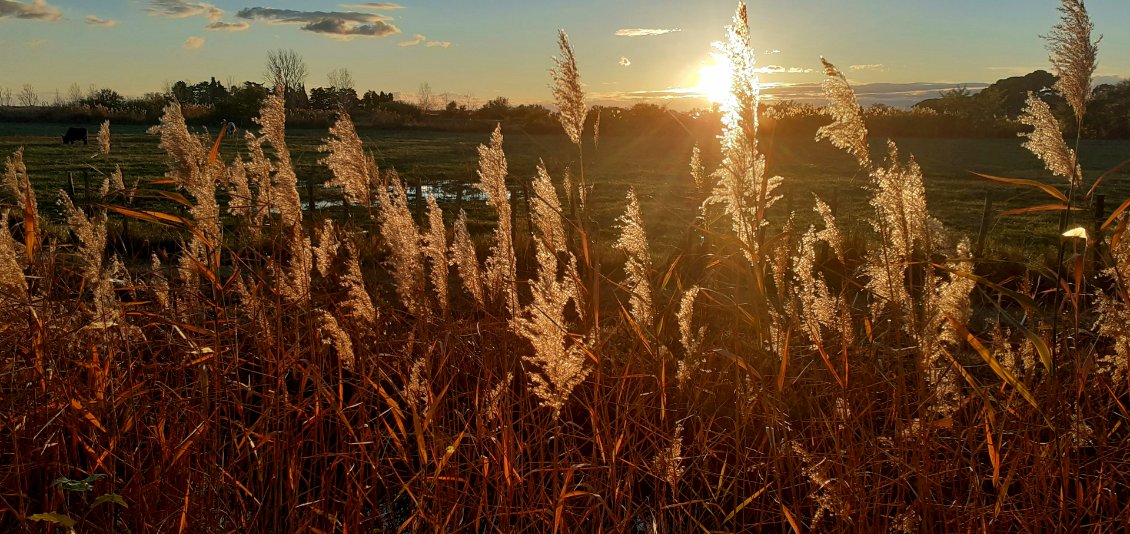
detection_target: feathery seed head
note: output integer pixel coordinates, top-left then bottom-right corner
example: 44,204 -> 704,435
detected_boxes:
1018,92 -> 1079,184
98,120 -> 110,156
319,113 -> 372,205
1044,0 -> 1099,124
816,58 -> 872,169
551,30 -> 587,146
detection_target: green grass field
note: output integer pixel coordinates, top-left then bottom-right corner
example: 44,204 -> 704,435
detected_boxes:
3,120 -> 1130,262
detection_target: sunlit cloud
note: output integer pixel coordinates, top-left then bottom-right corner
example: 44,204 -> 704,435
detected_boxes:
206,20 -> 249,31
755,65 -> 813,74
148,0 -> 220,19
849,63 -> 884,71
236,7 -> 400,40
340,2 -> 402,9
399,33 -> 425,46
183,36 -> 204,49
0,0 -> 62,21
85,15 -> 118,27
763,49 -> 781,55
619,57 -> 631,67
400,33 -> 449,47
614,28 -> 680,37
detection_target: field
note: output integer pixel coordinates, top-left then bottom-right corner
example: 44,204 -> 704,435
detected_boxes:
4,2 -> 1130,532
5,120 -> 1130,263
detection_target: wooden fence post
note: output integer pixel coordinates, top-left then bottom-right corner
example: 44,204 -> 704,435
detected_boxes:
975,190 -> 994,258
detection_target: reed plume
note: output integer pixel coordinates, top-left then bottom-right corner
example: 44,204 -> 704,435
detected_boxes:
614,188 -> 654,332
59,192 -> 118,325
4,147 -> 38,227
816,58 -> 871,169
377,169 -> 427,316
319,113 -> 373,205
1018,92 -> 1079,184
422,194 -> 450,314
1045,0 -> 1098,125
0,213 -> 28,301
551,30 -> 586,146
450,209 -> 485,307
316,309 -> 355,370
676,285 -> 704,389
474,125 -> 517,312
98,120 -> 110,156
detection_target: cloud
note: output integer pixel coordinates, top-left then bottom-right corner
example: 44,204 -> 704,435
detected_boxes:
399,33 -> 425,46
755,65 -> 813,74
183,36 -> 204,48
85,15 -> 118,27
619,57 -> 631,67
340,2 -> 402,9
236,7 -> 399,39
206,20 -> 249,31
26,38 -> 47,47
849,63 -> 884,71
148,0 -> 220,19
0,0 -> 62,21
763,49 -> 781,55
614,28 -> 680,37
399,33 -> 448,47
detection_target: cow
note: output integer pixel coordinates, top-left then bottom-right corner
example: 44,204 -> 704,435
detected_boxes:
62,127 -> 88,145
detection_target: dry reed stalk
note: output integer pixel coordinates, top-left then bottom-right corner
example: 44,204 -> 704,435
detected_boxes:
1045,0 -> 1098,126
449,209 -> 484,307
377,169 -> 427,316
0,213 -> 28,300
614,188 -> 653,332
474,125 -> 517,312
422,194 -> 449,314
551,30 -> 586,147
703,2 -> 782,267
319,113 -> 373,206
97,120 -> 110,156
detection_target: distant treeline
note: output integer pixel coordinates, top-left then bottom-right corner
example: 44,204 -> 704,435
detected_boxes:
1,70 -> 1128,138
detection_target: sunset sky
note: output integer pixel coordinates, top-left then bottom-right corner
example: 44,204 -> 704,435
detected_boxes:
2,0 -> 1129,109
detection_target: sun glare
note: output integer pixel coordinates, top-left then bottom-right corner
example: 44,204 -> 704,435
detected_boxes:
696,59 -> 733,105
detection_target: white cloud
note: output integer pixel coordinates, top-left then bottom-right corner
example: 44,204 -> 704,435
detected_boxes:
149,0 -> 247,31
183,36 -> 204,48
399,33 -> 425,46
755,65 -> 813,74
619,56 -> 631,67
85,15 -> 118,27
849,64 -> 884,71
614,28 -> 680,37
425,40 -> 449,48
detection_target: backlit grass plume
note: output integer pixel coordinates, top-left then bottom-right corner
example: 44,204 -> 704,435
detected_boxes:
422,194 -> 450,315
450,209 -> 485,307
703,2 -> 782,266
614,188 -> 653,332
4,147 -> 38,228
551,30 -> 586,146
1045,0 -> 1098,125
98,120 -> 110,156
0,214 -> 28,301
377,169 -> 427,316
475,125 -> 517,312
1018,92 -> 1079,184
815,58 -> 871,170
319,112 -> 373,206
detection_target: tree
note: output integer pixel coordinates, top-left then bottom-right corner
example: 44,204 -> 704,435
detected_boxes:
67,82 -> 83,106
264,49 -> 308,108
0,87 -> 11,107
327,68 -> 354,91
416,82 -> 435,113
18,84 -> 38,107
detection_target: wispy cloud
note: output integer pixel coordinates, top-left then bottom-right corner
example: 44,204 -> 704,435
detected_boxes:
148,0 -> 247,31
399,33 -> 448,47
755,65 -> 813,74
763,49 -> 781,55
183,36 -> 204,48
85,15 -> 118,27
849,63 -> 884,72
619,57 -> 631,67
236,7 -> 399,40
206,20 -> 249,31
614,28 -> 680,37
0,0 -> 62,21
340,2 -> 402,9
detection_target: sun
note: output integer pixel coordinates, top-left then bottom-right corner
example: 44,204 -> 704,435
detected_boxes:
696,59 -> 733,105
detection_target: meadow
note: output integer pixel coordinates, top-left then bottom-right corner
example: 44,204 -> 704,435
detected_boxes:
3,1 -> 1130,532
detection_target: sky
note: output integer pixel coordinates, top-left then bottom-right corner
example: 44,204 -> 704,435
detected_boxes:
1,0 -> 1129,110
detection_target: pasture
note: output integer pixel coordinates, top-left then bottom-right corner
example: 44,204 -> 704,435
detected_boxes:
5,120 -> 1130,262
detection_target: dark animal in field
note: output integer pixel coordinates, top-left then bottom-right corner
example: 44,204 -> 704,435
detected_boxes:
62,127 -> 88,145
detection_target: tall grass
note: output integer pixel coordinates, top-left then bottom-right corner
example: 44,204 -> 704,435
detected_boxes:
2,1 -> 1129,532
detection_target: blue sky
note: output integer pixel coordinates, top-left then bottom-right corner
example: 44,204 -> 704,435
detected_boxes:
1,0 -> 1128,109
